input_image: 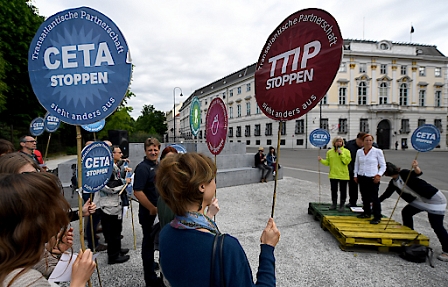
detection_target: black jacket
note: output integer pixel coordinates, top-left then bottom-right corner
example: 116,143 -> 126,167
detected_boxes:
254,152 -> 266,166
379,169 -> 439,203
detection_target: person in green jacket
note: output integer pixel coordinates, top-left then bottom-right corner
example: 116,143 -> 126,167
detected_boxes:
318,136 -> 351,211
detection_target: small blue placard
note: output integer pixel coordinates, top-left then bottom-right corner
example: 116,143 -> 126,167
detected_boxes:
28,7 -> 132,126
81,141 -> 113,193
169,143 -> 187,154
30,117 -> 45,136
82,119 -> 106,132
309,128 -> 330,148
44,112 -> 61,133
411,124 -> 440,152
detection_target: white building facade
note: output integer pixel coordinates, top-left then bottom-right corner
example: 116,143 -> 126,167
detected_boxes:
178,39 -> 448,150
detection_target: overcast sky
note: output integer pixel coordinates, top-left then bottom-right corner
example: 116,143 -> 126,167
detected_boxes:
32,0 -> 448,119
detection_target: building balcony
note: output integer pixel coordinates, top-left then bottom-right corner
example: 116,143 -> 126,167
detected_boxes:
367,103 -> 404,113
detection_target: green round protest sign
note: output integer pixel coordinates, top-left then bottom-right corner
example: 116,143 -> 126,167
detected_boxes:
190,97 -> 201,136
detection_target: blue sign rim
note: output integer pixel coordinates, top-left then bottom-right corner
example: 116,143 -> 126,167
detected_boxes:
81,141 -> 113,193
44,112 -> 61,133
169,143 -> 187,154
411,124 -> 440,152
309,128 -> 330,148
81,119 -> 106,132
30,117 -> 45,136
190,97 -> 201,136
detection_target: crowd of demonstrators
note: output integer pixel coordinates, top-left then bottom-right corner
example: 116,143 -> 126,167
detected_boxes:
353,134 -> 387,224
380,160 -> 448,262
318,136 -> 351,211
0,172 -> 95,286
98,145 -> 132,264
157,152 -> 280,287
266,146 -> 281,177
133,138 -> 164,287
254,146 -> 272,183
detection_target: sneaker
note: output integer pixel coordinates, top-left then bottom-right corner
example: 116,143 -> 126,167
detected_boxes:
94,243 -> 107,252
357,214 -> 371,219
273,171 -> 276,177
329,204 -> 337,210
437,252 -> 448,262
370,219 -> 381,225
108,255 -> 130,265
345,203 -> 356,208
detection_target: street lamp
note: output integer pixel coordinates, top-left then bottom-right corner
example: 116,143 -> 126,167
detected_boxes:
173,87 -> 183,143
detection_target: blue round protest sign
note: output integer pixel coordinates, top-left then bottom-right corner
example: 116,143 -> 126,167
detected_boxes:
411,124 -> 440,152
44,112 -> 61,133
309,128 -> 330,148
28,7 -> 132,126
81,141 -> 113,193
82,119 -> 106,132
169,143 -> 187,154
30,117 -> 45,136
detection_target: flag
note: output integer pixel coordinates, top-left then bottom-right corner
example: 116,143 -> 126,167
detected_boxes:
411,26 -> 415,33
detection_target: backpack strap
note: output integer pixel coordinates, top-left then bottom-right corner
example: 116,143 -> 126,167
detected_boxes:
210,234 -> 219,286
219,234 -> 226,287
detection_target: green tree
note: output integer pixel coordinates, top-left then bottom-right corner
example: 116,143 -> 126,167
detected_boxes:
0,0 -> 45,130
97,106 -> 134,139
134,104 -> 167,138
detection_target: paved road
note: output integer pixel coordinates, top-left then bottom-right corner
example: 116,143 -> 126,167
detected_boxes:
248,147 -> 448,192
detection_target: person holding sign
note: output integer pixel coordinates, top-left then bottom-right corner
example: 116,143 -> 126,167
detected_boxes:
99,145 -> 132,264
380,161 -> 448,262
318,136 -> 351,211
0,172 -> 95,287
157,153 -> 280,287
353,134 -> 386,224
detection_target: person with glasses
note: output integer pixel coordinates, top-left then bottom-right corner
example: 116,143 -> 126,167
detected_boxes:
98,145 -> 132,264
19,135 -> 39,164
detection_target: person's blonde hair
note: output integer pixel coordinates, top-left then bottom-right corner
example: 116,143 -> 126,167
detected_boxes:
156,153 -> 217,216
331,136 -> 344,147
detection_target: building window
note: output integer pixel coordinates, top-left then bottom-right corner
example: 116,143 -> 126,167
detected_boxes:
297,139 -> 304,146
256,105 -> 261,114
360,119 -> 369,133
245,125 -> 251,137
228,127 -> 233,137
320,118 -> 329,131
229,106 -> 233,119
237,87 -> 241,94
380,64 -> 387,74
401,65 -> 407,75
419,66 -> 426,76
254,124 -> 261,136
295,119 -> 304,134
435,67 -> 442,77
358,81 -> 367,105
281,122 -> 286,135
246,140 -> 251,145
418,119 -> 426,127
399,83 -> 408,106
434,119 -> 443,132
338,118 -> 348,134
236,126 -> 241,137
401,119 -> 410,133
359,63 -> 366,73
237,104 -> 241,117
246,102 -> 251,116
280,139 -> 286,145
419,90 -> 425,106
205,99 -> 208,105
199,130 -> 203,139
256,140 -> 260,145
379,82 -> 388,104
338,87 -> 346,105
246,83 -> 251,92
321,94 -> 328,105
435,91 -> 441,107
339,62 -> 346,73
267,139 -> 272,145
265,123 -> 272,136
222,92 -> 226,99
229,89 -> 233,97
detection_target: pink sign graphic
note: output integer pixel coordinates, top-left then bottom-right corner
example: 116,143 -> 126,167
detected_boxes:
255,8 -> 343,121
206,97 -> 228,155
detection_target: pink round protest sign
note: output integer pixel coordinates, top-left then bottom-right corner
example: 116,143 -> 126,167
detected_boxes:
206,97 -> 228,155
255,8 -> 343,121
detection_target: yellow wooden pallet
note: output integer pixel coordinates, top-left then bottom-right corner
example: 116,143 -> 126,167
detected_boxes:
322,215 -> 430,252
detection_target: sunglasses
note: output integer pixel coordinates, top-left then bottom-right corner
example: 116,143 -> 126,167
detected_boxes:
23,140 -> 37,143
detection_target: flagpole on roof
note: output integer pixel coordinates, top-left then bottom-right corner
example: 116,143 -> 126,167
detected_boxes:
410,23 -> 414,42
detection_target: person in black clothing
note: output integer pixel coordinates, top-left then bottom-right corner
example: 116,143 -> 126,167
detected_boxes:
254,147 -> 272,183
133,137 -> 163,287
380,160 -> 448,262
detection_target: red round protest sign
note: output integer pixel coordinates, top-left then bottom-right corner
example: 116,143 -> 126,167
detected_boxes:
255,8 -> 343,121
206,97 -> 228,155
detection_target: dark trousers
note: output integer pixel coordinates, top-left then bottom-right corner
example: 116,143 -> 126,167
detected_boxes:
348,175 -> 359,206
358,176 -> 381,220
101,213 -> 123,260
402,204 -> 448,252
83,193 -> 102,250
257,164 -> 272,180
329,179 -> 348,205
140,213 -> 157,285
